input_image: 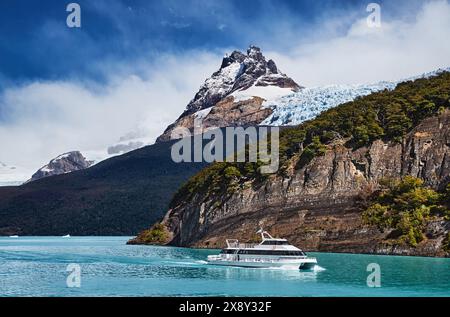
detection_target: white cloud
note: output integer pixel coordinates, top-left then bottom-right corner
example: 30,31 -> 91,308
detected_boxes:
1,1 -> 450,183
0,51 -> 220,177
268,0 -> 450,86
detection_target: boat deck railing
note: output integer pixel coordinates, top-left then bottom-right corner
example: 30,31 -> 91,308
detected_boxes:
207,254 -> 314,263
226,239 -> 258,249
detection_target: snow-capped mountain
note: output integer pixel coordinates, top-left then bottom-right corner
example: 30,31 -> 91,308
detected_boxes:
157,45 -> 450,142
2,46 -> 447,188
28,151 -> 93,183
157,46 -> 301,142
0,138 -> 151,187
183,46 -> 301,116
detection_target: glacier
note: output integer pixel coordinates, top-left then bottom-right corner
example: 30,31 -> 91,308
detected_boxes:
260,67 -> 450,126
260,82 -> 396,126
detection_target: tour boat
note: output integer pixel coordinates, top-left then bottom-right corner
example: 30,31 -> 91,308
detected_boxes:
207,229 -> 317,270
9,235 -> 19,238
62,234 -> 71,238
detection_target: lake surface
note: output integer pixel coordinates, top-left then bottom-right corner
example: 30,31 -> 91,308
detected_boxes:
0,236 -> 449,297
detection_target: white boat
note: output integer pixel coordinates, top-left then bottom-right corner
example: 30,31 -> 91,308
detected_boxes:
207,229 -> 318,270
9,235 -> 19,238
62,234 -> 71,238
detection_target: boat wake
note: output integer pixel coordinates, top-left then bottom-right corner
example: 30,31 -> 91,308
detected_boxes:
311,265 -> 326,272
168,260 -> 209,267
261,264 -> 326,272
264,265 -> 300,271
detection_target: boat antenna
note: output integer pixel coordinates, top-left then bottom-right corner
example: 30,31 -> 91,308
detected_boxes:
257,227 -> 274,240
257,227 -> 265,241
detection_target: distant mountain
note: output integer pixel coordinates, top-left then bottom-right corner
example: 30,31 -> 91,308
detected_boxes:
28,151 -> 93,183
0,140 -> 208,236
0,126 -> 275,236
157,46 -> 301,142
1,141 -> 151,187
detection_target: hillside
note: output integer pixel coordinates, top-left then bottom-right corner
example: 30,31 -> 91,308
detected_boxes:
0,126 -> 275,236
0,140 -> 207,236
130,71 -> 450,257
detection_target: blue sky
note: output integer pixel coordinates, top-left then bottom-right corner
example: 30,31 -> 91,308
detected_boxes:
0,0 -> 426,84
1,0 -> 450,180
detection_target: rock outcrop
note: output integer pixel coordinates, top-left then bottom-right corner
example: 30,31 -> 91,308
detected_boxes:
156,46 -> 301,142
28,151 -> 93,182
147,111 -> 450,257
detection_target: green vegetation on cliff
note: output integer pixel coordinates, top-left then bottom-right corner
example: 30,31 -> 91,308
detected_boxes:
127,223 -> 170,245
363,176 -> 449,247
444,184 -> 450,220
444,233 -> 450,252
171,161 -> 266,207
277,71 -> 450,165
172,72 -> 450,205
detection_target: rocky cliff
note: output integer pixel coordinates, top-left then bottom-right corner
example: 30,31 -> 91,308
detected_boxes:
154,111 -> 449,256
130,72 -> 450,257
156,46 -> 301,142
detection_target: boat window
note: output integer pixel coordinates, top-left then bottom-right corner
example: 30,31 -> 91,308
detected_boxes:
236,250 -> 305,256
261,240 -> 289,245
221,249 -> 237,254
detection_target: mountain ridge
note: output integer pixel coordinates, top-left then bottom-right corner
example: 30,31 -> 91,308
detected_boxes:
156,46 -> 301,142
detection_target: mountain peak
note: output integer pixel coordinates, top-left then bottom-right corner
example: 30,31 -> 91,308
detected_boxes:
247,45 -> 264,60
156,46 -> 302,142
182,46 -> 301,117
28,151 -> 93,183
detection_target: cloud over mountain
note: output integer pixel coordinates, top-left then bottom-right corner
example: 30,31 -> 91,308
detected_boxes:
1,0 -> 450,181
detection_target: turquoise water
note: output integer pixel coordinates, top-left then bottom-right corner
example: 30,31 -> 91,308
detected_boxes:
0,236 -> 449,297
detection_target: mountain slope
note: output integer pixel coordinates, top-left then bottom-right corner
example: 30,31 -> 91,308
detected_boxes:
0,126 -> 272,236
131,71 -> 450,257
0,140 -> 207,236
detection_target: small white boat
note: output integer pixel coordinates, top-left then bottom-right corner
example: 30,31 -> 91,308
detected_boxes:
207,229 -> 318,270
62,234 -> 71,238
9,235 -> 19,238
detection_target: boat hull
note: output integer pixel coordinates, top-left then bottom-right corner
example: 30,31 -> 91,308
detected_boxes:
207,258 -> 317,270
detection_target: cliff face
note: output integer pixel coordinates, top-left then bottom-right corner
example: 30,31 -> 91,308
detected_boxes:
159,111 -> 450,256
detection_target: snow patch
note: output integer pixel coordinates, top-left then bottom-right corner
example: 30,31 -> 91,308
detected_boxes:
194,107 -> 213,120
203,62 -> 243,96
232,85 -> 294,103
